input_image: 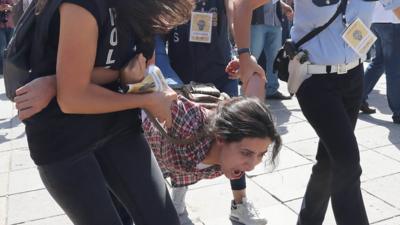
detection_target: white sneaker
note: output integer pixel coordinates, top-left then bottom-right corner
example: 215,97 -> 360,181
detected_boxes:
229,198 -> 267,225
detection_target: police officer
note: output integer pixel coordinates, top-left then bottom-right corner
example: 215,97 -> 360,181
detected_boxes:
233,0 -> 400,224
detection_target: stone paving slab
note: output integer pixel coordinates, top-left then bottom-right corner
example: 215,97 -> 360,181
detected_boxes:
247,146 -> 311,177
373,144 -> 400,163
0,197 -> 6,225
362,173 -> 400,209
374,216 -> 400,225
285,189 -> 400,225
8,189 -> 64,225
22,216 -> 73,225
185,179 -> 280,224
8,168 -> 43,195
360,150 -> 400,182
0,173 -> 8,197
10,148 -> 35,171
0,152 -> 10,174
356,125 -> 400,149
204,203 -> 298,225
278,122 -> 317,144
252,165 -> 313,202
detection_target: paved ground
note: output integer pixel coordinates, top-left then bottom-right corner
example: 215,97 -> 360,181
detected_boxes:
1,73 -> 399,225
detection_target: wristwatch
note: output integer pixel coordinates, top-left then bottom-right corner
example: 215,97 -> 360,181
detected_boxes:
236,48 -> 251,56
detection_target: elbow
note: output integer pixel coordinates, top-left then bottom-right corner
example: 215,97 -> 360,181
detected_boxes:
57,90 -> 79,114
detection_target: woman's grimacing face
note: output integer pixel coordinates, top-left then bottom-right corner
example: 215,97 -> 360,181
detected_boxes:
218,137 -> 272,180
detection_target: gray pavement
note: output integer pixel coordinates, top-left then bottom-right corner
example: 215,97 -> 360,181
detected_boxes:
1,73 -> 399,225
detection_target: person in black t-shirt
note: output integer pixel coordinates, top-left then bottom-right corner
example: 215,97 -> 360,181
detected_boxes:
13,0 -> 193,224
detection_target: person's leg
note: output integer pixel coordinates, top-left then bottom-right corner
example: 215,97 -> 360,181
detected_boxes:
297,141 -> 332,224
264,26 -> 282,97
381,23 -> 400,123
362,24 -> 385,102
296,65 -> 368,225
250,25 -> 267,60
229,175 -> 267,225
230,175 -> 247,204
38,153 -> 124,225
95,130 -> 180,225
110,193 -> 134,225
0,28 -> 7,73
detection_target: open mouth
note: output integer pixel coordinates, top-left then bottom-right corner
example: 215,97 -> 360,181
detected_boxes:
231,169 -> 244,179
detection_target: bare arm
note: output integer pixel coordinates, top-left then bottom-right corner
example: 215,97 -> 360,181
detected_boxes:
225,58 -> 266,99
225,0 -> 234,39
233,0 -> 270,88
56,3 -> 166,114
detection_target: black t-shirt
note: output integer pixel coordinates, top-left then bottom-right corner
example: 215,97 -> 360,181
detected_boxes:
25,0 -> 142,165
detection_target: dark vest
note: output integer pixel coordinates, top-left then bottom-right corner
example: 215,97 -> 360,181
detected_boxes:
167,0 -> 231,84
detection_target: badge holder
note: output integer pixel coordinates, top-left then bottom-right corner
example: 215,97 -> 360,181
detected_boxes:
342,18 -> 377,56
189,12 -> 213,43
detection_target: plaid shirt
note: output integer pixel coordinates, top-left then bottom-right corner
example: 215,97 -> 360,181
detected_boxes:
143,96 -> 223,187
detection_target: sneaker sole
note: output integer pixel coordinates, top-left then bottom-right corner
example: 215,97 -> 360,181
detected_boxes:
229,215 -> 246,225
229,215 -> 268,225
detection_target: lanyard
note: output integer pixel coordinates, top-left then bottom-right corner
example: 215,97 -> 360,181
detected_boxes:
341,0 -> 349,26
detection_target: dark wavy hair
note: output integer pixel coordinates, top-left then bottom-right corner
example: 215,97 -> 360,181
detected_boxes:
36,0 -> 194,41
205,97 -> 282,168
115,0 -> 193,42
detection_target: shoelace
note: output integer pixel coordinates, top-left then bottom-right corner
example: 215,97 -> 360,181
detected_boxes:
244,201 -> 260,218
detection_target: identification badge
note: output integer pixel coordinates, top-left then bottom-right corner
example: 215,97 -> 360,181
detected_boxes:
189,12 -> 213,43
342,18 -> 377,56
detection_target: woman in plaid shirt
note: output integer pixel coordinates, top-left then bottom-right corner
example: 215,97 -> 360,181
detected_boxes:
15,52 -> 281,225
140,66 -> 281,224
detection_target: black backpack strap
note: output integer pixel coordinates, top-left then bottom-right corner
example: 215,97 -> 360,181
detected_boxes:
295,0 -> 348,48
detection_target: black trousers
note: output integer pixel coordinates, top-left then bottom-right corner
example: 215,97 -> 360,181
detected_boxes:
38,130 -> 179,225
296,64 -> 369,225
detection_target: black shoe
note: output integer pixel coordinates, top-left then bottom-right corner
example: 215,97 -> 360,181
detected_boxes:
393,115 -> 400,124
359,101 -> 376,114
266,91 -> 292,100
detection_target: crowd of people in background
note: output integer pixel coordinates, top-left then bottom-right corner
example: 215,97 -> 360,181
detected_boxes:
2,0 -> 400,225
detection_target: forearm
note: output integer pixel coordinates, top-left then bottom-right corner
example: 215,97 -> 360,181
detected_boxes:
57,83 -> 151,114
243,74 -> 266,100
226,0 -> 235,41
91,67 -> 119,84
233,0 -> 270,50
37,68 -> 120,99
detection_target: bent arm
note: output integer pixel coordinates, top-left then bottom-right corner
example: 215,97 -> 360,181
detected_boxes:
56,3 -> 151,114
233,0 -> 269,88
243,75 -> 266,99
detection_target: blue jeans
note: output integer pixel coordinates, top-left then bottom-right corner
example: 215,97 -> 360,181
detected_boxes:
363,23 -> 400,119
250,24 -> 282,96
0,27 -> 13,73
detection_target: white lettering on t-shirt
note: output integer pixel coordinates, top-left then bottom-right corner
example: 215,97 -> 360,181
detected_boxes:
110,28 -> 118,46
106,8 -> 118,66
106,49 -> 115,64
173,32 -> 180,43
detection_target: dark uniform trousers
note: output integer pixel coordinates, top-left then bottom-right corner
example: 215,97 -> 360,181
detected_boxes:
295,64 -> 369,225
